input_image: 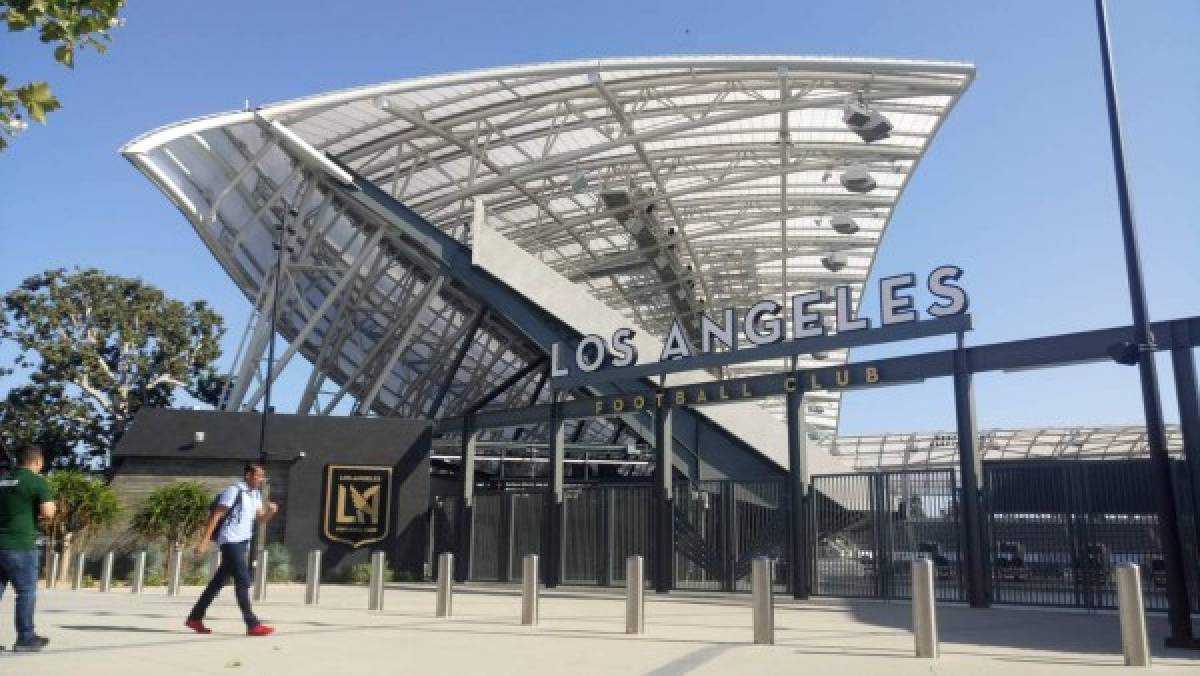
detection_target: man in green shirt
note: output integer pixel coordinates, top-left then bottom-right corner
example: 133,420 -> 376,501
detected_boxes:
0,446 -> 56,652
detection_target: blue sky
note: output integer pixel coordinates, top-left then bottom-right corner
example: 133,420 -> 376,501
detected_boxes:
2,1 -> 1198,435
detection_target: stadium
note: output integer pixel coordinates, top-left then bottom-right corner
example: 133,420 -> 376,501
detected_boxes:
120,57 -> 1200,614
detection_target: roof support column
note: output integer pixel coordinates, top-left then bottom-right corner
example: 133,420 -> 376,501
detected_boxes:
654,395 -> 674,593
786,383 -> 811,600
455,415 -> 477,583
546,396 -> 566,588
954,332 -> 988,608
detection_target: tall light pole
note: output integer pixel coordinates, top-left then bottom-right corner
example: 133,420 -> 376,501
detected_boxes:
251,206 -> 297,582
1093,0 -> 1198,648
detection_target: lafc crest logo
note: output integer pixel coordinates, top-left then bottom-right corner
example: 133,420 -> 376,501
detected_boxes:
323,465 -> 392,547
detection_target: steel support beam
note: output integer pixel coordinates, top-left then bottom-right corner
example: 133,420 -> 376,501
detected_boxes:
224,292 -> 276,411
1170,321 -> 1200,558
243,227 -> 387,409
463,358 -> 546,415
654,399 -> 674,593
953,333 -> 987,608
355,275 -> 445,414
427,309 -> 487,419
785,386 -> 810,599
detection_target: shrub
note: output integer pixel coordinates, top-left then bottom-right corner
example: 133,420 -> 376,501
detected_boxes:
130,481 -> 211,551
266,543 -> 292,583
329,561 -> 395,585
45,470 -> 120,550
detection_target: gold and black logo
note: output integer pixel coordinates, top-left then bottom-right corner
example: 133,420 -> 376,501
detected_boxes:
322,465 -> 392,548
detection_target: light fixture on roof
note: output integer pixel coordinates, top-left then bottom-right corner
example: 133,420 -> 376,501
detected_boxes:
372,95 -> 392,110
568,168 -> 588,193
840,164 -> 877,193
821,251 -> 848,272
830,212 -> 859,235
842,99 -> 893,143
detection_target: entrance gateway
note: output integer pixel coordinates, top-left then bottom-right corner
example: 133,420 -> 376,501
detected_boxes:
438,276 -> 1200,611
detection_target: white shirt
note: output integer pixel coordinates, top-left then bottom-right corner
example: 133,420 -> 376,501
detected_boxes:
215,481 -> 263,545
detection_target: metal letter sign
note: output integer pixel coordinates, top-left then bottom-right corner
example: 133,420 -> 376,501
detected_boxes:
551,266 -> 969,385
323,465 -> 393,548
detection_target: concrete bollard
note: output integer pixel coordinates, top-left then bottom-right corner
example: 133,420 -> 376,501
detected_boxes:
132,551 -> 147,594
59,534 -> 74,589
367,551 -> 387,611
46,552 -> 60,589
752,557 -> 774,645
305,550 -> 322,605
100,551 -> 115,592
521,554 -> 539,626
436,552 -> 454,617
912,559 -> 939,659
72,551 -> 86,590
252,548 -> 269,601
626,555 -> 645,634
1116,563 -> 1151,667
167,546 -> 183,596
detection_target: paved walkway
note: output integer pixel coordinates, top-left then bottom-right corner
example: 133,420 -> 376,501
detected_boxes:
2,583 -> 1199,674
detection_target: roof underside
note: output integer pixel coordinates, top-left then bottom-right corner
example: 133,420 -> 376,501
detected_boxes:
123,56 -> 974,443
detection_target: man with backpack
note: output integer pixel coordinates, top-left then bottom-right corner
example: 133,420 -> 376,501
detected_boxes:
186,462 -> 277,636
0,445 -> 56,652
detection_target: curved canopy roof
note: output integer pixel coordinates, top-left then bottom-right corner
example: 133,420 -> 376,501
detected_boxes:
123,56 -> 974,445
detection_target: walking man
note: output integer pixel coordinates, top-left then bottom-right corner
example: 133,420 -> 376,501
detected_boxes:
186,462 -> 277,636
0,445 -> 56,652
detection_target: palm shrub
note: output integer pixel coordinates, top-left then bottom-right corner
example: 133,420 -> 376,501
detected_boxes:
45,470 -> 120,552
266,543 -> 293,582
130,481 -> 211,552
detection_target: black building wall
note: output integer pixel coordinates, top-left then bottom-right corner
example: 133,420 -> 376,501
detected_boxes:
112,408 -> 430,577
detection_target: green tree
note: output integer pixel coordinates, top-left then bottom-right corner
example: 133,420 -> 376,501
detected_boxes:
45,469 -> 120,549
0,383 -> 93,467
1,1 -> 126,151
130,481 -> 211,550
0,268 -> 226,465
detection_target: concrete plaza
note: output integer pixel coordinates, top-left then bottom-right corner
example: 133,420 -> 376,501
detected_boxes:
2,582 -> 1199,674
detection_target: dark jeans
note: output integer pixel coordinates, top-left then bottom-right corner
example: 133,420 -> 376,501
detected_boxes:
188,540 -> 259,628
0,548 -> 39,642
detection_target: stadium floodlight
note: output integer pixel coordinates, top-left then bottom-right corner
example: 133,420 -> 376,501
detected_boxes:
840,164 -> 877,193
843,100 -> 893,142
830,212 -> 859,235
820,251 -> 848,272
568,168 -> 588,193
372,94 -> 392,110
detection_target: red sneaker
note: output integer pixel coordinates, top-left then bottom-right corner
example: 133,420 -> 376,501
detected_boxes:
184,619 -> 212,634
246,624 -> 275,637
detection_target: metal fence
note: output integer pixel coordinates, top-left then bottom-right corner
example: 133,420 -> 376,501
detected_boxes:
811,469 -> 963,601
984,459 -> 1200,611
431,459 -> 1199,611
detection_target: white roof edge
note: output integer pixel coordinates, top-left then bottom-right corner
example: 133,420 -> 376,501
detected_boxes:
121,55 -> 975,155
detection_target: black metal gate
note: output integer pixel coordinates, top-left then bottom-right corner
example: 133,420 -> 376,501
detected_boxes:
672,480 -> 790,592
984,459 -> 1200,611
811,469 -> 963,601
561,485 -> 655,585
466,489 -> 545,582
